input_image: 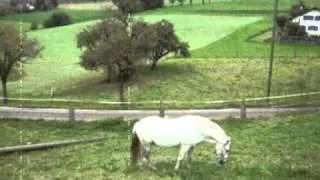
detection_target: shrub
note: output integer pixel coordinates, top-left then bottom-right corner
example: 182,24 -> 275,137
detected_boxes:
277,14 -> 289,30
112,0 -> 164,13
9,0 -> 18,7
30,21 -> 38,30
43,11 -> 72,28
35,0 -> 58,11
141,0 -> 164,9
51,0 -> 59,8
177,0 -> 185,5
0,5 -> 15,16
290,2 -> 310,18
285,22 -> 307,37
169,0 -> 175,6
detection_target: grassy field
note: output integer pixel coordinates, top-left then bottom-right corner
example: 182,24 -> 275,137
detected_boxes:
0,9 -> 110,23
192,18 -> 320,58
59,2 -> 116,10
139,14 -> 262,50
1,112 -> 320,179
0,20 -> 31,32
0,8 -> 112,30
142,0 -> 320,16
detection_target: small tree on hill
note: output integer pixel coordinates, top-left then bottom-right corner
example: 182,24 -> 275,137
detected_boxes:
0,24 -> 42,104
147,20 -> 190,70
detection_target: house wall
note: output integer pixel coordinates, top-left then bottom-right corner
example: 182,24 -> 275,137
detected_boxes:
293,11 -> 320,36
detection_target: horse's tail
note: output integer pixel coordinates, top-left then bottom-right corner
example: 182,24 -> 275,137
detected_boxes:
131,131 -> 141,165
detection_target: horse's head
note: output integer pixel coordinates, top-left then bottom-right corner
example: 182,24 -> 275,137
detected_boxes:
215,136 -> 231,165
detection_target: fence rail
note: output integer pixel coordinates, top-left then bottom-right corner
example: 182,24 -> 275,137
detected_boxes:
0,91 -> 320,121
1,91 -> 320,105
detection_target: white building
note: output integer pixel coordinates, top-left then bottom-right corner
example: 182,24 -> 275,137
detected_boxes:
292,10 -> 320,36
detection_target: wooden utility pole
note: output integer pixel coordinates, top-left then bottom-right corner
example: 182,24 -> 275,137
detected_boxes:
266,0 -> 279,100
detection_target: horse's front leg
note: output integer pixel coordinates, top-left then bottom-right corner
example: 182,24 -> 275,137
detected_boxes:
175,144 -> 191,170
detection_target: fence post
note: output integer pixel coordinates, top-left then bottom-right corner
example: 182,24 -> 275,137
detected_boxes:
159,100 -> 165,118
240,99 -> 246,120
69,108 -> 75,122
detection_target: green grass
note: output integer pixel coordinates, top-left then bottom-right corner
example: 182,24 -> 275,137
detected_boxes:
1,17 -> 320,109
0,9 -> 110,24
139,14 -> 262,50
192,18 -> 320,58
1,112 -> 320,179
3,56 -> 320,109
1,3 -> 320,109
156,0 -> 320,15
59,2 -> 115,10
0,8 -> 112,31
0,20 -> 31,32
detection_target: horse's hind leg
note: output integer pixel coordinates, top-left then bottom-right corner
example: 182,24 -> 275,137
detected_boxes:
140,144 -> 157,170
141,145 -> 151,162
187,146 -> 195,162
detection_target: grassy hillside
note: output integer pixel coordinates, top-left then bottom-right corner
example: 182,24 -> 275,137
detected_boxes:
1,112 -> 320,179
192,18 -> 320,58
0,9 -> 111,24
1,15 -> 319,109
0,8 -> 113,31
1,2 -> 320,109
157,0 -> 320,14
139,14 -> 262,50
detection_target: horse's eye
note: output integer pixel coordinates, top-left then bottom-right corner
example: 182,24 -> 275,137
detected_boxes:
226,150 -> 230,153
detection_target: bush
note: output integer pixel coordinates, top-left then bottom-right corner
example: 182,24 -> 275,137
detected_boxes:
51,0 -> 59,8
290,2 -> 310,18
276,14 -> 289,30
9,0 -> 18,7
169,0 -> 175,6
30,21 -> 38,30
285,22 -> 307,37
112,0 -> 164,13
43,11 -> 72,28
35,0 -> 58,11
0,5 -> 15,16
177,0 -> 185,5
141,0 -> 164,9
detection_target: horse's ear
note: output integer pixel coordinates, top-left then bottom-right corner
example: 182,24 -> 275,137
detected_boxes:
228,136 -> 231,141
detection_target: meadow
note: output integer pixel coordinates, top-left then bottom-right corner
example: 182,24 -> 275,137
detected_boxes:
1,0 -> 320,109
1,112 -> 320,179
0,7 -> 112,30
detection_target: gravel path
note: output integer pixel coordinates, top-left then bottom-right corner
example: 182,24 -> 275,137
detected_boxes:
0,106 -> 319,121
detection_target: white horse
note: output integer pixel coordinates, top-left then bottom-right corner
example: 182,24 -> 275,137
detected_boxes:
131,115 -> 231,170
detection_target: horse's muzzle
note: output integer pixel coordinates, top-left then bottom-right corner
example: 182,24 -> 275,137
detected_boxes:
218,160 -> 225,165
